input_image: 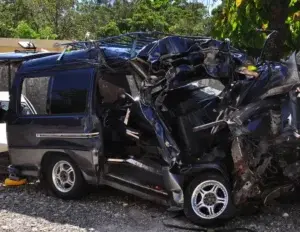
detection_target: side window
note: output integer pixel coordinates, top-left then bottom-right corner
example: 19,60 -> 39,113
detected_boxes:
20,69 -> 92,116
49,69 -> 92,114
21,76 -> 50,115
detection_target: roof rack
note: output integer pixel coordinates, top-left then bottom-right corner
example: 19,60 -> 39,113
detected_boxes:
99,31 -> 210,45
53,31 -> 211,68
54,31 -> 211,52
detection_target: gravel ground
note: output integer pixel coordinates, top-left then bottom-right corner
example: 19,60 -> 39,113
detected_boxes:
0,177 -> 300,232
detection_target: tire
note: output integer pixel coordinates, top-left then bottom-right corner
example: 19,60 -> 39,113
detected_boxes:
184,172 -> 235,226
44,155 -> 86,200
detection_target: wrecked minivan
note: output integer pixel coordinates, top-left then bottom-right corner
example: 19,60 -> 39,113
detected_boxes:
0,45 -> 57,172
6,32 -> 300,226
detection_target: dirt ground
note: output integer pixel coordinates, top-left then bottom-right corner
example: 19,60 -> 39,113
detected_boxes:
0,177 -> 300,232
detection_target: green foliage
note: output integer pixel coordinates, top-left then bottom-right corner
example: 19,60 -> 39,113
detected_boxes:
0,0 -> 299,58
0,22 -> 14,38
12,21 -> 57,39
14,21 -> 39,39
167,1 -> 210,35
211,0 -> 300,57
0,0 -> 210,40
97,21 -> 120,37
38,26 -> 58,40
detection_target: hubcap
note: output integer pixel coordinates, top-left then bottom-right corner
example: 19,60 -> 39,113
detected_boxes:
191,180 -> 229,220
52,160 -> 76,193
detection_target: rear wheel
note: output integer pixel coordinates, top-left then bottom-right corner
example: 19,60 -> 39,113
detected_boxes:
184,173 -> 235,226
45,155 -> 85,199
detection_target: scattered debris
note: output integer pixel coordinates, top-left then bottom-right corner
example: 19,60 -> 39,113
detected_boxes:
4,178 -> 27,186
282,213 -> 289,218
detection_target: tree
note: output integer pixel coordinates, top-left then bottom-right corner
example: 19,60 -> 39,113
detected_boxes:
211,0 -> 300,59
23,0 -> 79,39
14,21 -> 39,39
167,0 -> 209,35
0,0 -> 30,37
0,0 -> 211,40
97,21 -> 120,37
39,26 -> 58,39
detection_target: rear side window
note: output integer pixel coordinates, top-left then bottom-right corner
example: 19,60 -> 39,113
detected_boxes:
21,76 -> 50,115
20,69 -> 93,115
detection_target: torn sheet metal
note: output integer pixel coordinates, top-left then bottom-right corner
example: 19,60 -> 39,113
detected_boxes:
136,36 -> 250,83
231,137 -> 261,205
162,166 -> 184,208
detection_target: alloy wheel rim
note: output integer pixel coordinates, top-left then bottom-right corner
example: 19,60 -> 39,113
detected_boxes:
52,160 -> 76,193
191,180 -> 229,219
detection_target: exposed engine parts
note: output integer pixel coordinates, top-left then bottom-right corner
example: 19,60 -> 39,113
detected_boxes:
231,137 -> 261,205
131,35 -> 300,210
269,109 -> 281,136
283,162 -> 300,181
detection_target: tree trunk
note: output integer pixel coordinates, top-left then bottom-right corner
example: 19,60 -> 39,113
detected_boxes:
55,0 -> 60,36
264,0 -> 290,60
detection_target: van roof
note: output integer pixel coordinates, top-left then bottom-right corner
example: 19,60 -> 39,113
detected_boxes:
0,51 -> 58,63
0,91 -> 26,102
17,46 -> 132,74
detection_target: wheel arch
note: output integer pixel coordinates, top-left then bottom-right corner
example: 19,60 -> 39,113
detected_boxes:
182,162 -> 232,190
40,151 -> 74,175
40,151 -> 92,183
39,150 -> 98,185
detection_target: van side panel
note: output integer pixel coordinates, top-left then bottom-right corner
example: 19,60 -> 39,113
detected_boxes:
7,66 -> 102,184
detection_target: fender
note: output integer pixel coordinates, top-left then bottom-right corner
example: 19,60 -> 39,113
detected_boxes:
161,162 -> 230,210
180,162 -> 230,184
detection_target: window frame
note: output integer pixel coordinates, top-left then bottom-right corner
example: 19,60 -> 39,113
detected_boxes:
17,67 -> 96,118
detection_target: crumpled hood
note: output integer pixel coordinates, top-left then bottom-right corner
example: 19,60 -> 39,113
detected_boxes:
136,36 -> 250,83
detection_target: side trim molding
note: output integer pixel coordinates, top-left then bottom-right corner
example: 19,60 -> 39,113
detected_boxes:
36,132 -> 100,139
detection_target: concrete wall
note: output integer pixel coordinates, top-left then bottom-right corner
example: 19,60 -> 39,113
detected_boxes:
0,66 -> 10,91
0,38 -> 70,53
0,65 -> 18,91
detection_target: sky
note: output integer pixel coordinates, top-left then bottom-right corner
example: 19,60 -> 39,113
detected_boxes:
205,0 -> 222,7
192,0 -> 222,14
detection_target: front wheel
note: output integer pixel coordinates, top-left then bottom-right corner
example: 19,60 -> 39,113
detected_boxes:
45,155 -> 86,199
184,173 -> 235,226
